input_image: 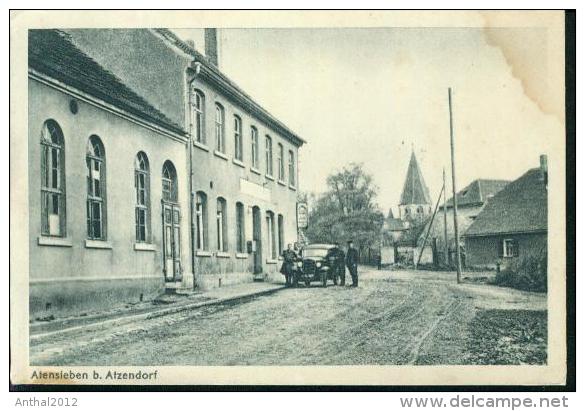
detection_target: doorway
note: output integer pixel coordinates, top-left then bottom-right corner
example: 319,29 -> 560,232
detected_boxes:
162,202 -> 182,282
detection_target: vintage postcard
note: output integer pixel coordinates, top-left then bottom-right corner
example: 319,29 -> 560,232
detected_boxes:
10,10 -> 569,387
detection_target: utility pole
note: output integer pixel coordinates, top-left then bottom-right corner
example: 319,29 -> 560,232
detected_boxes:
448,88 -> 462,283
443,167 -> 449,267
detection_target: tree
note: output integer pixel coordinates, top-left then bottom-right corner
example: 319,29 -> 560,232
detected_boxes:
305,163 -> 384,259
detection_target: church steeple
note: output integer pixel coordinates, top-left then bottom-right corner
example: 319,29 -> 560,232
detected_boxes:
399,150 -> 432,220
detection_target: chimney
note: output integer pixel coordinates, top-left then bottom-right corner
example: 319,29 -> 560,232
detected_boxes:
204,28 -> 219,67
539,154 -> 548,187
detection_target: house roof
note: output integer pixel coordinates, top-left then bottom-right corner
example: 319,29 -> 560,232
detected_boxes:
154,29 -> 305,147
417,207 -> 478,250
464,168 -> 547,237
442,179 -> 510,209
399,151 -> 431,205
29,29 -> 185,135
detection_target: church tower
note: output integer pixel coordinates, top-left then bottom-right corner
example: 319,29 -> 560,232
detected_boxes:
399,151 -> 432,221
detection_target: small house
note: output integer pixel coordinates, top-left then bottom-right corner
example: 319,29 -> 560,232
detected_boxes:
463,156 -> 548,269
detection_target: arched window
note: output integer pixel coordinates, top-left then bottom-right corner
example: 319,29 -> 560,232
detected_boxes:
265,135 -> 273,177
86,135 -> 106,240
278,214 -> 284,256
266,210 -> 276,259
215,103 -> 225,153
162,161 -> 178,203
40,120 -> 66,237
192,89 -> 205,143
236,202 -> 245,253
250,126 -> 259,169
277,143 -> 284,181
234,115 -> 243,161
288,150 -> 295,187
135,152 -> 151,243
195,191 -> 208,250
216,197 -> 228,252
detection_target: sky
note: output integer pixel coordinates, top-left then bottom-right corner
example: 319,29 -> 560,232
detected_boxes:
172,12 -> 564,215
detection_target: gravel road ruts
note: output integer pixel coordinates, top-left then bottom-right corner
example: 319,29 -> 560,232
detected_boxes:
30,269 -> 546,366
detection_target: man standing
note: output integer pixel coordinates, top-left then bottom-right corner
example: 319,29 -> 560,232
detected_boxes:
346,240 -> 359,287
281,243 -> 298,287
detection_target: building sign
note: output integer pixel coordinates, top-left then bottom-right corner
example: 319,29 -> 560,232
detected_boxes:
297,203 -> 308,229
240,178 -> 271,202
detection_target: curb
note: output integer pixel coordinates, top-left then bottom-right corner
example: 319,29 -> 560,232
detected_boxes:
30,285 -> 285,342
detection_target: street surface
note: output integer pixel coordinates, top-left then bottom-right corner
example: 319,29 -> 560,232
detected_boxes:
31,269 -> 546,366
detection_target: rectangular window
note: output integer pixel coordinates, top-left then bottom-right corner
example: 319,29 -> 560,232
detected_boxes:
234,116 -> 243,161
277,143 -> 284,181
41,144 -> 65,237
215,104 -> 225,153
135,165 -> 150,243
251,127 -> 259,169
192,91 -> 205,143
502,239 -> 519,257
265,135 -> 273,176
288,150 -> 296,187
86,156 -> 105,240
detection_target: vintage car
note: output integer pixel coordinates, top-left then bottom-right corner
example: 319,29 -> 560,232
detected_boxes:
295,244 -> 344,287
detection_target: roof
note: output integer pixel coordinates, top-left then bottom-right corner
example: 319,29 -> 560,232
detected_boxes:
154,29 -> 305,147
417,208 -> 478,250
29,29 -> 184,135
443,179 -> 509,209
399,151 -> 431,205
464,168 -> 547,237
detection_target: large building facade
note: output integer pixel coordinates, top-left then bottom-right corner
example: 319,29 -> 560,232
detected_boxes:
28,29 -> 304,316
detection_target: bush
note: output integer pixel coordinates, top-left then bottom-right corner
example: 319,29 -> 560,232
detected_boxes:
494,251 -> 547,292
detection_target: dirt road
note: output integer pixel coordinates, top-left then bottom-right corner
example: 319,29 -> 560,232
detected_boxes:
30,269 -> 547,366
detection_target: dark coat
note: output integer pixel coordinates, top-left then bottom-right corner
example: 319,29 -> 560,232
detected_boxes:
280,249 -> 297,274
346,247 -> 359,267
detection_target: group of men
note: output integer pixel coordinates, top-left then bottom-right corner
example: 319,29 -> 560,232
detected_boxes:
280,240 -> 359,287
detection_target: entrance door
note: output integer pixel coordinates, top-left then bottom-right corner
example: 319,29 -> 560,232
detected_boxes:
162,202 -> 182,282
252,206 -> 262,274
